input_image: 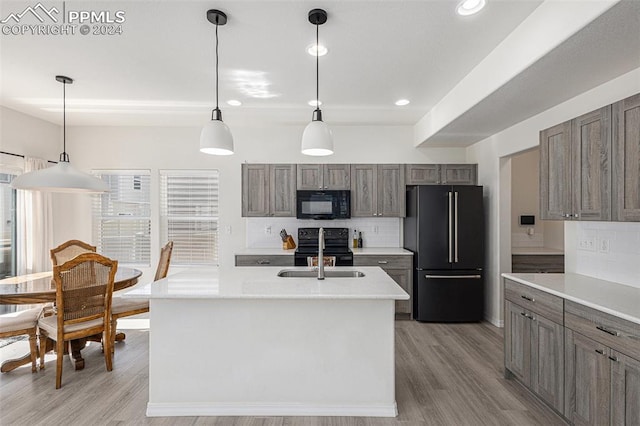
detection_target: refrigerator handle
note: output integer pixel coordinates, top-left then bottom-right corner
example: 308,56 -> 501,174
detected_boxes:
454,191 -> 459,263
448,191 -> 453,263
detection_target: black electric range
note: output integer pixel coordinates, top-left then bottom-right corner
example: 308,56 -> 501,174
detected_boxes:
294,227 -> 354,267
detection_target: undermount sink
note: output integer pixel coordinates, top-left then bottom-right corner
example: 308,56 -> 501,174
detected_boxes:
277,269 -> 366,278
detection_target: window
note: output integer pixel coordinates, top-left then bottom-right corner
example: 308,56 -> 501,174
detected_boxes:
0,172 -> 17,280
92,171 -> 151,265
160,170 -> 219,265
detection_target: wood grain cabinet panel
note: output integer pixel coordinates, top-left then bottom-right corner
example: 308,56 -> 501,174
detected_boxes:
564,329 -> 611,425
440,164 -> 478,185
531,314 -> 564,412
351,164 -> 405,217
405,164 -> 477,185
572,106 -> 612,221
297,164 -> 350,190
611,350 -> 640,426
540,121 -> 573,220
505,300 -> 531,385
613,93 -> 640,222
242,164 -> 296,217
235,255 -> 294,267
354,254 -> 412,314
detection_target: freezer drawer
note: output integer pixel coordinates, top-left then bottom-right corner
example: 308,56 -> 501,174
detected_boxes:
414,271 -> 483,322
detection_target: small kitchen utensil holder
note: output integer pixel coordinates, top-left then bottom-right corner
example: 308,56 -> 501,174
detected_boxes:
282,235 -> 296,250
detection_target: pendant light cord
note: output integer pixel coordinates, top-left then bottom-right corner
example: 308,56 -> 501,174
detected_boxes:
61,79 -> 68,162
315,23 -> 319,112
215,21 -> 219,112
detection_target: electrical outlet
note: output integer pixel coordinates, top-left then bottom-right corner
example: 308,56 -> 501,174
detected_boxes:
579,237 -> 596,251
373,226 -> 379,234
265,226 -> 272,235
599,238 -> 610,253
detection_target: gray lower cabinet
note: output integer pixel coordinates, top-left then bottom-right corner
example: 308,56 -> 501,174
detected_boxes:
297,164 -> 350,190
504,299 -> 564,413
564,329 -> 611,425
405,164 -> 477,185
351,164 -> 405,217
353,254 -> 412,314
611,350 -> 640,426
235,255 -> 294,267
242,164 -> 296,217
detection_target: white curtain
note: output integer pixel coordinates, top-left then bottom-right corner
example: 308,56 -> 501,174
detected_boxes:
17,157 -> 54,275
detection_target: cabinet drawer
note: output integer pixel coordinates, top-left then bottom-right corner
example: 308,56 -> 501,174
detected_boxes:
565,300 -> 640,360
353,255 -> 412,269
235,255 -> 294,267
504,279 -> 563,324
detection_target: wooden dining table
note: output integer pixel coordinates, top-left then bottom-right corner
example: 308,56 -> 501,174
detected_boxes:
0,267 -> 142,372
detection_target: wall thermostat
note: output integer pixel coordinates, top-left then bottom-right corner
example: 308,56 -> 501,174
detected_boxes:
519,215 -> 535,226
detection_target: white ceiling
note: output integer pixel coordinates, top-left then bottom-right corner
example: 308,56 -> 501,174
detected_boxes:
1,0 -> 639,147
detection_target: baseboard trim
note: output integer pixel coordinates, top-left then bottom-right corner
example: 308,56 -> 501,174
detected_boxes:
146,402 -> 398,417
485,315 -> 504,328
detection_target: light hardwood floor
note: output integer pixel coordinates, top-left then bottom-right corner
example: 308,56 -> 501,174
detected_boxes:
0,319 -> 567,425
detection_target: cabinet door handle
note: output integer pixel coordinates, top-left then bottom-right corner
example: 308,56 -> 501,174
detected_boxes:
520,312 -> 533,320
377,261 -> 388,264
609,356 -> 619,362
521,295 -> 535,302
595,349 -> 605,355
257,259 -> 271,265
596,325 -> 619,337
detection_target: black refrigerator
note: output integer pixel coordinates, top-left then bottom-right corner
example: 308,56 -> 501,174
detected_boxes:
404,185 -> 484,322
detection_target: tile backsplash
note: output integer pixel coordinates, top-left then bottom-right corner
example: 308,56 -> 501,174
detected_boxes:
572,221 -> 640,288
246,217 -> 401,248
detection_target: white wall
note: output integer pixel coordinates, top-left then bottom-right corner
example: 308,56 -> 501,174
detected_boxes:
0,106 -> 61,168
467,67 -> 640,326
55,124 -> 465,277
565,221 -> 640,288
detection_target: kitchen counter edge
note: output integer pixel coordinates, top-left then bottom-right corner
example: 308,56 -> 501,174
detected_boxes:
502,272 -> 640,325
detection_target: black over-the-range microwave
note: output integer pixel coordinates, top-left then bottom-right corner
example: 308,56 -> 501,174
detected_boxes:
296,190 -> 351,220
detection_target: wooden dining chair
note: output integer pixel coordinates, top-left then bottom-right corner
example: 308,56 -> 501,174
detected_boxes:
110,241 -> 173,350
50,239 -> 96,266
0,307 -> 44,372
38,253 -> 117,389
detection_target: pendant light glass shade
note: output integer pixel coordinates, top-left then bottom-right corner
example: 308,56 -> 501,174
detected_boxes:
11,161 -> 109,193
200,9 -> 234,156
302,9 -> 333,156
301,117 -> 333,156
200,113 -> 234,155
11,75 -> 109,193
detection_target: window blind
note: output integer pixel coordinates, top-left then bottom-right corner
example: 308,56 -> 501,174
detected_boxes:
92,171 -> 151,265
160,170 -> 219,266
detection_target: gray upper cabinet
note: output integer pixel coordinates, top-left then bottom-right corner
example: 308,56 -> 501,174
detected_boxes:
242,164 -> 270,217
406,164 -> 477,185
540,106 -> 612,221
242,164 -> 296,217
613,93 -> 640,221
540,121 -> 573,220
572,106 -> 612,221
406,164 -> 440,184
440,164 -> 478,185
351,164 -> 405,217
297,164 -> 350,190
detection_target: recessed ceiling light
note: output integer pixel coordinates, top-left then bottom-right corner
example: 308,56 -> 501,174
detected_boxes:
308,99 -> 322,107
307,44 -> 328,57
395,99 -> 410,106
227,99 -> 242,106
456,0 -> 486,16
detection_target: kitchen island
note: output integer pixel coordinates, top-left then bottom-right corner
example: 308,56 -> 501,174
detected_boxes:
123,266 -> 409,417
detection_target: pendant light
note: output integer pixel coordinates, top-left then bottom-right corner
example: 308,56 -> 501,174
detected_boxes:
301,8 -> 334,156
11,76 -> 109,193
200,9 -> 234,156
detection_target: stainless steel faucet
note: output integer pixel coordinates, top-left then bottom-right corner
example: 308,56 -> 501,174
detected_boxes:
318,227 -> 325,280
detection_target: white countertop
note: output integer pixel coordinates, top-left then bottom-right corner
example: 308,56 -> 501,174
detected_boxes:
235,247 -> 411,256
351,248 -> 413,255
235,248 -> 295,256
502,272 -> 640,325
124,266 -> 409,301
511,247 -> 564,255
